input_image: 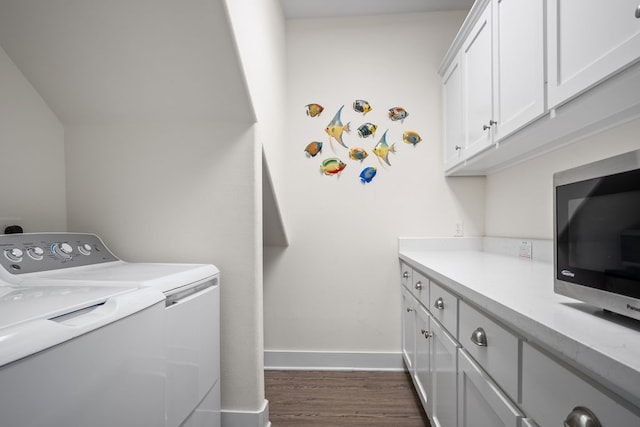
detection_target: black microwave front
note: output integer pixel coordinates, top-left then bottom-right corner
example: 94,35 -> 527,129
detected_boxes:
554,149 -> 640,321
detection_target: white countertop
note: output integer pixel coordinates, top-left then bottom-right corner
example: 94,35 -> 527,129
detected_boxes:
399,237 -> 640,407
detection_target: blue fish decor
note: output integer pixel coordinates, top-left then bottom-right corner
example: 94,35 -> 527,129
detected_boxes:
359,166 -> 377,183
353,99 -> 372,115
357,122 -> 377,138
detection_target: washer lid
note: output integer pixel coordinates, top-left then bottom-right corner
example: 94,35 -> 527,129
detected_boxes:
0,285 -> 137,330
0,285 -> 164,368
16,262 -> 219,293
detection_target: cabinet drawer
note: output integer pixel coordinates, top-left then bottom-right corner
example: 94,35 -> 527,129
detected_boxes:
400,262 -> 412,290
411,269 -> 429,307
429,280 -> 458,338
459,300 -> 519,400
522,342 -> 640,427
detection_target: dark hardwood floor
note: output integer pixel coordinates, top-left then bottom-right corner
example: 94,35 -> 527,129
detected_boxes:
265,370 -> 431,426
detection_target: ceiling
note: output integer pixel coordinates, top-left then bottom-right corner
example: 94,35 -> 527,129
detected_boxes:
279,0 -> 474,18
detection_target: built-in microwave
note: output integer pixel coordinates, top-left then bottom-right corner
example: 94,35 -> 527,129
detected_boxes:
554,149 -> 640,321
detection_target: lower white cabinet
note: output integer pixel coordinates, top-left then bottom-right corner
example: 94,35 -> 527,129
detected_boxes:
415,306 -> 433,417
521,342 -> 640,426
458,349 -> 523,427
431,319 -> 458,427
401,286 -> 416,372
399,262 -> 640,427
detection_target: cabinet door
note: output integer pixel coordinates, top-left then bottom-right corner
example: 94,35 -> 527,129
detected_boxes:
493,0 -> 545,140
443,53 -> 465,170
431,320 -> 459,427
462,3 -> 494,159
415,306 -> 433,417
401,288 -> 417,372
458,350 -> 522,427
547,0 -> 640,108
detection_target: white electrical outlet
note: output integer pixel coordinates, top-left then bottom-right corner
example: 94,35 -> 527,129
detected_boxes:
519,240 -> 532,259
454,222 -> 464,237
0,217 -> 23,234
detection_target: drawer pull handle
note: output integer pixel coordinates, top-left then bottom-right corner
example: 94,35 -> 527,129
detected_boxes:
470,327 -> 488,347
421,329 -> 433,339
415,281 -> 423,291
434,297 -> 445,310
402,271 -> 409,279
563,406 -> 602,427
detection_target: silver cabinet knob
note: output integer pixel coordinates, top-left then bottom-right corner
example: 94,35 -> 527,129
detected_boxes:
563,406 -> 602,427
402,271 -> 409,279
455,145 -> 462,151
636,5 -> 640,18
470,327 -> 488,347
483,124 -> 491,130
406,307 -> 414,313
415,281 -> 423,291
421,329 -> 432,339
434,297 -> 445,310
489,119 -> 497,125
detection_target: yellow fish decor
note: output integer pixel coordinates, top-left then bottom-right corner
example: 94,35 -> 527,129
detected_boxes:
320,157 -> 347,176
304,141 -> 323,157
352,99 -> 372,115
388,107 -> 409,123
349,147 -> 368,162
373,130 -> 397,166
305,103 -> 324,117
357,122 -> 377,139
403,130 -> 422,146
325,105 -> 351,149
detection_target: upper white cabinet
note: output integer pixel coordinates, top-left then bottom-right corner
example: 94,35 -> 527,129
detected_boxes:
462,4 -> 494,160
547,0 -> 640,108
493,0 -> 545,140
441,0 -> 545,173
443,54 -> 465,170
440,0 -> 640,175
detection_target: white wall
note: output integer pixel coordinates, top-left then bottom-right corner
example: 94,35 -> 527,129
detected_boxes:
485,117 -> 640,239
0,46 -> 66,231
264,12 -> 484,353
64,122 -> 263,412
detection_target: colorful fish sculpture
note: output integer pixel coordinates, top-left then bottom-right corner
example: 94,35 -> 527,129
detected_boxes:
304,141 -> 323,157
359,166 -> 377,183
320,157 -> 347,176
353,99 -> 372,115
388,107 -> 409,122
305,103 -> 324,118
403,131 -> 422,146
357,122 -> 377,139
349,147 -> 368,162
325,105 -> 351,149
373,130 -> 396,166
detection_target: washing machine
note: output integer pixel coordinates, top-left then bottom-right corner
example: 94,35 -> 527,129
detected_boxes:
0,282 -> 167,427
0,232 -> 221,427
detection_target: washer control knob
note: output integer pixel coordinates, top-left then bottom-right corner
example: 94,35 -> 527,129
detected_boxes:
52,242 -> 73,259
27,247 -> 45,260
4,248 -> 24,262
78,243 -> 92,256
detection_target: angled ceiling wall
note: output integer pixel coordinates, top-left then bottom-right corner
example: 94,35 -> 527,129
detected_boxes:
0,0 -> 254,124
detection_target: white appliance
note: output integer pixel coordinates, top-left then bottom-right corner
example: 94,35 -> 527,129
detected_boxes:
0,283 -> 167,427
0,232 -> 221,427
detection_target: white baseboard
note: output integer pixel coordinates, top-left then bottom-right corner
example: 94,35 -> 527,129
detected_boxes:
264,351 -> 404,371
221,399 -> 269,427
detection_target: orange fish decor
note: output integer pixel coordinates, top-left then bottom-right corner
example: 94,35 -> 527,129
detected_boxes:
305,103 -> 324,117
304,141 -> 323,157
